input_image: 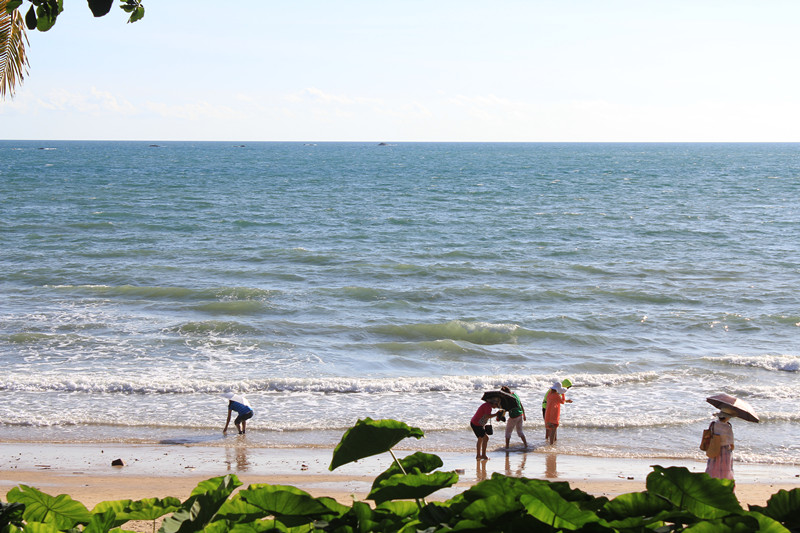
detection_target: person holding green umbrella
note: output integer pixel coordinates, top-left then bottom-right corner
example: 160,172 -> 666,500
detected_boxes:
542,378 -> 572,439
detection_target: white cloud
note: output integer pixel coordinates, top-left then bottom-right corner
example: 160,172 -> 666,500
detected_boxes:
89,87 -> 137,115
144,101 -> 246,121
282,87 -> 387,108
32,87 -> 138,115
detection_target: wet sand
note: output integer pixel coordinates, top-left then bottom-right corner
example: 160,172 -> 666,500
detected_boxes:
1,442 -> 798,510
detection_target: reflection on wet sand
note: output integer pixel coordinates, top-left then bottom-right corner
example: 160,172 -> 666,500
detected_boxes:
504,451 -> 527,477
473,448 -> 563,483
225,443 -> 250,472
545,453 -> 558,478
476,459 -> 488,482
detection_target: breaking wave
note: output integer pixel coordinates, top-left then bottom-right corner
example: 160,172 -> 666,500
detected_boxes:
0,372 -> 658,395
706,354 -> 800,373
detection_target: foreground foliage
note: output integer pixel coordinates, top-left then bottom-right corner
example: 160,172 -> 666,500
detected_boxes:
1,0 -> 144,99
2,418 -> 798,532
5,0 -> 144,32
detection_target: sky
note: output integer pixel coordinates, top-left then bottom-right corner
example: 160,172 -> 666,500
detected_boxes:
2,0 -> 800,142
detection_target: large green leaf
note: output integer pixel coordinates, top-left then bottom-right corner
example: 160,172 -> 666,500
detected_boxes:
0,500 -> 25,529
160,475 -> 242,533
329,499 -> 412,533
750,488 -> 800,530
646,465 -> 742,520
214,494 -> 268,524
418,501 -> 454,528
329,418 -> 424,471
199,520 -> 233,533
226,520 -> 289,532
230,520 -> 291,532
91,498 -> 131,519
519,484 -> 601,530
371,451 -> 444,489
602,490 -> 673,520
375,500 -> 420,518
314,496 -> 350,518
745,511 -> 793,533
188,475 -> 242,499
681,514 -> 766,532
603,514 -> 669,531
350,501 -> 381,532
238,484 -> 331,521
6,484 -> 91,529
92,496 -> 181,526
121,496 -> 181,522
446,518 -> 495,532
366,503 -> 420,533
458,475 -> 529,521
542,479 -> 603,511
599,491 -> 673,530
368,471 -> 458,504
13,523 -> 61,533
82,508 -> 118,533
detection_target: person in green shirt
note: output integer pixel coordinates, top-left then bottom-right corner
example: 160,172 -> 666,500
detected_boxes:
500,386 -> 527,448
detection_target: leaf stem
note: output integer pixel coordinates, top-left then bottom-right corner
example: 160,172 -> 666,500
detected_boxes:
389,449 -> 427,509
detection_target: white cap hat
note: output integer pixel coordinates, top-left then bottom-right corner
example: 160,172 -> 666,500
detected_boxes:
551,382 -> 567,394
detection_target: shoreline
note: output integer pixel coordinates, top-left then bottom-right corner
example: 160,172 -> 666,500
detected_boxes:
2,442 -> 797,509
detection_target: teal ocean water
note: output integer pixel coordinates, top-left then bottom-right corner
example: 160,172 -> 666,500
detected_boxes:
2,141 -> 799,465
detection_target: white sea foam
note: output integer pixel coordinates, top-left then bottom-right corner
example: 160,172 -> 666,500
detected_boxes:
0,372 -> 660,395
708,354 -> 800,373
4,141 -> 800,466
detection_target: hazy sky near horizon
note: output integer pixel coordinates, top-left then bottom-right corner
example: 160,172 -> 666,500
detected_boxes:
2,1 -> 799,142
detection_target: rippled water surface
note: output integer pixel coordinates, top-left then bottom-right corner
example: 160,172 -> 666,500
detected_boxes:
2,141 -> 799,464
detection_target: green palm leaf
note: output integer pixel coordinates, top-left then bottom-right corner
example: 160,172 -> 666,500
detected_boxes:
0,0 -> 30,99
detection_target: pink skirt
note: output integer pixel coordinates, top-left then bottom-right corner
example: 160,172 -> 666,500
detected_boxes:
705,445 -> 734,480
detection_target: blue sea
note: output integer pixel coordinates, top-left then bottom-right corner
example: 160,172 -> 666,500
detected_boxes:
1,141 -> 799,466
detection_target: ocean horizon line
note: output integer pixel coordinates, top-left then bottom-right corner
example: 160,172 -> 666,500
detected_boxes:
4,139 -> 800,145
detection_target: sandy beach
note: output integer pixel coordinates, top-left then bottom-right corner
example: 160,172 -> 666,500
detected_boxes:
2,441 -> 797,511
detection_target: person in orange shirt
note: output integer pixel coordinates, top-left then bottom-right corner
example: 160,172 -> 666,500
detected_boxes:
541,378 -> 573,439
544,382 -> 568,445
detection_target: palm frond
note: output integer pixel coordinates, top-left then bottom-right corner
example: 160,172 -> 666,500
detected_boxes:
1,0 -> 31,99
